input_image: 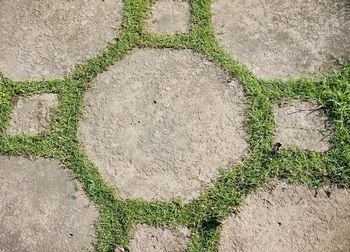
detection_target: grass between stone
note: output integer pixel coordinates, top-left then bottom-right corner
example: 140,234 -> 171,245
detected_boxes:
0,0 -> 349,251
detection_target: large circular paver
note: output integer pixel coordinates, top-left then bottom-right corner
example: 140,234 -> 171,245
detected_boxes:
219,185 -> 350,252
212,0 -> 350,79
0,156 -> 99,252
79,49 -> 248,201
0,0 -> 123,81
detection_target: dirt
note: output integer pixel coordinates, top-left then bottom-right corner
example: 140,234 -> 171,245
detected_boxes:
79,48 -> 248,201
6,93 -> 58,136
129,225 -> 190,252
0,156 -> 99,252
219,184 -> 350,252
146,0 -> 190,34
273,100 -> 332,152
0,0 -> 123,80
212,0 -> 350,80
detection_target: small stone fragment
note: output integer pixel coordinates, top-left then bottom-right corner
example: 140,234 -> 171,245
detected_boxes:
114,245 -> 125,252
129,225 -> 190,252
7,93 -> 58,136
273,100 -> 332,152
146,0 -> 190,34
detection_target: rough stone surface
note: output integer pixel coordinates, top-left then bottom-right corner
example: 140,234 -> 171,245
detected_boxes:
0,156 -> 99,252
219,184 -> 350,252
146,0 -> 190,34
212,0 -> 350,79
79,48 -> 248,201
7,94 -> 58,136
0,0 -> 123,80
273,100 -> 332,152
129,225 -> 190,252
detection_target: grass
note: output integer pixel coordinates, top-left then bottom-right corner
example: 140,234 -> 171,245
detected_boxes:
0,0 -> 349,251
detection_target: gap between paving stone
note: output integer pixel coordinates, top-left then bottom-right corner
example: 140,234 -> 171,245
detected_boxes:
0,156 -> 99,252
1,0 -> 349,251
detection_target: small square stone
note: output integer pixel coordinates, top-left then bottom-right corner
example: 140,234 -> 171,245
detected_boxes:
78,49 -> 248,201
7,93 -> 58,135
273,100 -> 332,152
146,0 -> 190,34
129,224 -> 190,252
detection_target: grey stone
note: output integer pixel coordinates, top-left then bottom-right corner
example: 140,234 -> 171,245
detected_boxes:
129,225 -> 190,252
79,49 -> 249,201
273,100 -> 332,152
7,93 -> 58,136
0,0 -> 123,80
212,0 -> 350,79
0,156 -> 99,252
146,0 -> 190,34
219,185 -> 350,252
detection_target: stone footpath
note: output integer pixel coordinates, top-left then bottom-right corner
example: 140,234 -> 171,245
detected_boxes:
0,0 -> 349,251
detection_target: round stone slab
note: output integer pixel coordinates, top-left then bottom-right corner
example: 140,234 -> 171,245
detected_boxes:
219,185 -> 350,252
79,49 -> 248,201
129,225 -> 190,252
0,0 -> 123,81
0,156 -> 99,252
212,0 -> 350,79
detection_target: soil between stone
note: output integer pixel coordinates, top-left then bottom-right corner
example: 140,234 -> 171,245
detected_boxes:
6,93 -> 58,136
129,224 -> 190,252
212,0 -> 350,80
219,184 -> 350,252
79,48 -> 249,201
0,156 -> 99,252
0,0 -> 123,80
273,100 -> 332,152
